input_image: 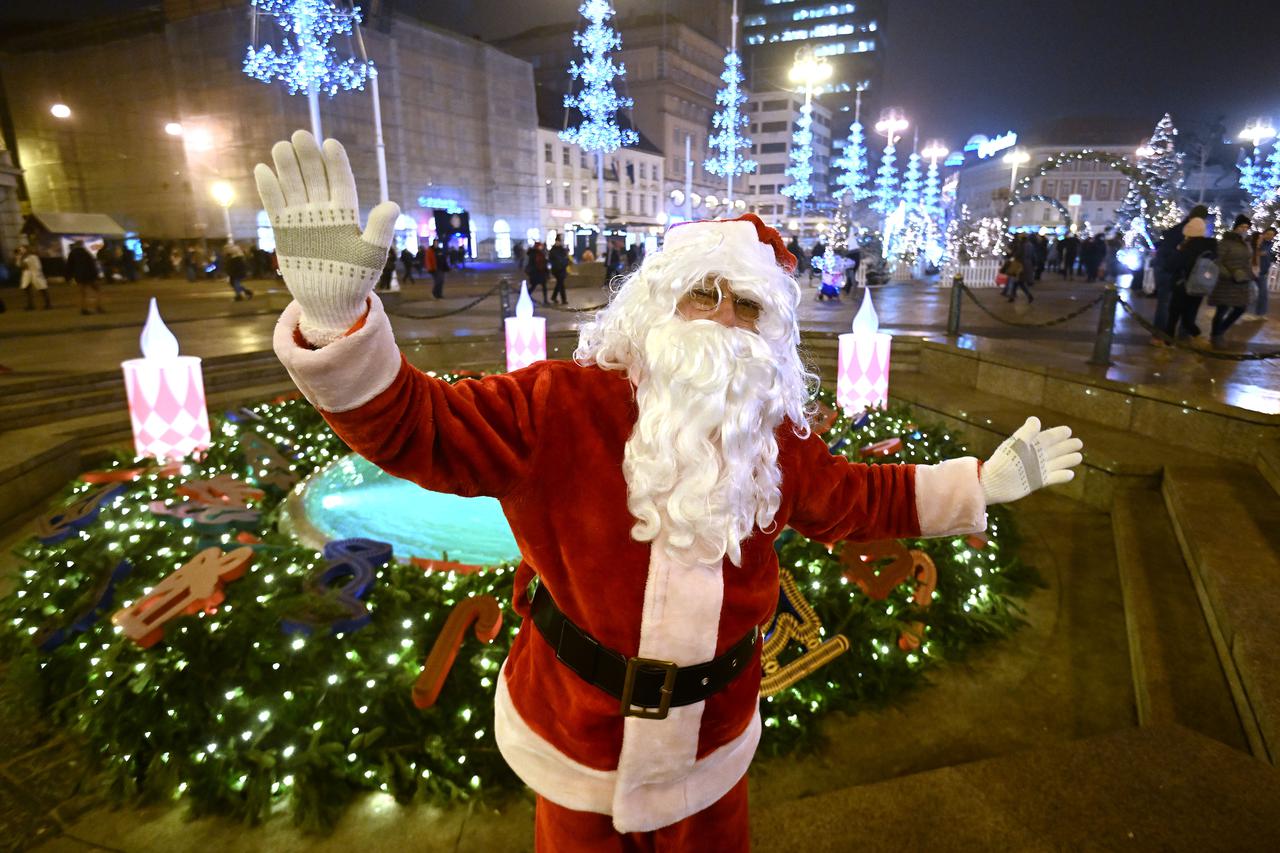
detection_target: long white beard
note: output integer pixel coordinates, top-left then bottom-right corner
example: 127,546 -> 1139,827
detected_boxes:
623,318 -> 791,566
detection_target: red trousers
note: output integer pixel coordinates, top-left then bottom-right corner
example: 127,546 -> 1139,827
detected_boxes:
534,773 -> 750,852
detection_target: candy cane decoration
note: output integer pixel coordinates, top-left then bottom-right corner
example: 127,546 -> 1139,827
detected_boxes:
412,596 -> 503,709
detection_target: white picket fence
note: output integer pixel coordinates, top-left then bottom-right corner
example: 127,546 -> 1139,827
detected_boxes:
939,258 -> 1002,288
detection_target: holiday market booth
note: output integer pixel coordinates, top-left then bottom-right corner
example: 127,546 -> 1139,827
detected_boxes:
0,301 -> 1034,832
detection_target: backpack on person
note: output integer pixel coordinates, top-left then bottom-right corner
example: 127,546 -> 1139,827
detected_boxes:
1184,252 -> 1218,296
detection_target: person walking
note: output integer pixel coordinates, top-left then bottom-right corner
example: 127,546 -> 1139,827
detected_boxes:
1208,214 -> 1257,348
1004,235 -> 1035,303
429,240 -> 449,298
18,247 -> 52,310
66,240 -> 104,314
549,237 -> 570,305
1249,226 -> 1274,319
222,242 -> 253,300
1150,205 -> 1210,345
1061,233 -> 1080,280
526,241 -> 551,304
399,247 -> 416,285
1164,216 -> 1214,340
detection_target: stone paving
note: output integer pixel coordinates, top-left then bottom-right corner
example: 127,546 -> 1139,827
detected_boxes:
2,262 -> 1277,413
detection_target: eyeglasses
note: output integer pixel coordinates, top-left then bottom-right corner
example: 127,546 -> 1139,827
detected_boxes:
683,283 -> 763,323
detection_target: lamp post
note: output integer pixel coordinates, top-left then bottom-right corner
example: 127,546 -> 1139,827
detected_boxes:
787,46 -> 832,242
1002,148 -> 1030,227
921,140 -> 949,221
210,181 -> 235,242
873,109 -> 908,227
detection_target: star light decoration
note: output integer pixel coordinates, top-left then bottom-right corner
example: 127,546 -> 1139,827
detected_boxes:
560,0 -> 638,155
705,50 -> 757,190
242,0 -> 371,98
781,100 -> 816,206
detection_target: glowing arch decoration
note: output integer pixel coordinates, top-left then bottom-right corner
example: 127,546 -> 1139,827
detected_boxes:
1005,150 -> 1158,235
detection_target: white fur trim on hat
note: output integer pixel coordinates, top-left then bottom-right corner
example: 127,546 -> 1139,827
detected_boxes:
663,219 -> 777,270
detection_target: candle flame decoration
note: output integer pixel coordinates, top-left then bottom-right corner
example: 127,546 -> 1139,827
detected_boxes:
837,287 -> 892,415
851,288 -> 879,336
141,298 -> 180,360
516,280 -> 534,319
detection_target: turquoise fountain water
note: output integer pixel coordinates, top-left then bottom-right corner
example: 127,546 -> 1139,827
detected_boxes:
301,455 -> 521,565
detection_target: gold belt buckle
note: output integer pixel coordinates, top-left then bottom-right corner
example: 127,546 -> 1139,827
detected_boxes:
620,656 -> 678,720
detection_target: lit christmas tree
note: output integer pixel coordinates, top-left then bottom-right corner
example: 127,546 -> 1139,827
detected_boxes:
1117,113 -> 1183,232
833,119 -> 871,206
243,0 -> 371,136
781,100 -> 816,210
901,150 -> 922,210
705,47 -> 756,203
561,0 -> 638,244
921,152 -> 944,223
871,140 -> 900,219
1266,144 -> 1280,200
1239,149 -> 1264,202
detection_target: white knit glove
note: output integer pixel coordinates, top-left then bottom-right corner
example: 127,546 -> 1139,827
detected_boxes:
981,417 -> 1084,505
254,130 -> 399,346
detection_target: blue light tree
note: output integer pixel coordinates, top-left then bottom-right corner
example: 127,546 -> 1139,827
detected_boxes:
871,139 -> 900,220
921,155 -> 943,221
1239,149 -> 1265,202
781,102 -> 815,225
833,119 -> 871,207
1267,144 -> 1280,200
243,0 -> 372,139
901,150 -> 922,209
705,49 -> 757,205
561,0 -> 638,251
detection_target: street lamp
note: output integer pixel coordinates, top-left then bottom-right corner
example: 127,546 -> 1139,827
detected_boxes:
787,46 -> 832,241
210,181 -> 235,242
874,111 -> 908,149
1002,148 -> 1031,193
1239,118 -> 1277,148
164,122 -> 184,137
50,103 -> 72,119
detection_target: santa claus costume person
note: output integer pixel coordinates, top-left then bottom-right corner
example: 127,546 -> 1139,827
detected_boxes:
259,131 -> 1083,852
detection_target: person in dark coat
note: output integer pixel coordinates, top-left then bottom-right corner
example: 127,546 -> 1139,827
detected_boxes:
549,237 -> 570,305
66,240 -> 104,315
1061,233 -> 1080,280
222,242 -> 253,300
1150,205 -> 1210,344
1082,235 -> 1106,283
526,241 -> 551,304
399,248 -> 416,285
427,240 -> 448,298
1208,214 -> 1257,347
1003,235 -> 1036,303
1164,217 -> 1214,340
376,249 -> 396,291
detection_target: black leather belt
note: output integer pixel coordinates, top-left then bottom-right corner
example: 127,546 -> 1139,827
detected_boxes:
530,583 -> 758,721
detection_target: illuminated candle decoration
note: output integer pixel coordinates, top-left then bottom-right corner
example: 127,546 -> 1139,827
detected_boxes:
837,288 -> 892,415
112,546 -> 254,648
281,538 -> 392,636
121,299 -> 212,461
35,559 -> 134,652
36,483 -> 127,544
504,281 -> 546,372
412,595 -> 503,709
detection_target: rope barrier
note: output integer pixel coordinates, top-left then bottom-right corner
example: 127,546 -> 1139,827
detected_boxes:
389,284 -> 500,320
1114,295 -> 1280,361
958,281 -> 1109,328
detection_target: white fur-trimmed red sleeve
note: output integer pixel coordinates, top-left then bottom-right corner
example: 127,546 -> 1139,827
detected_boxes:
914,457 -> 987,537
272,296 -> 402,413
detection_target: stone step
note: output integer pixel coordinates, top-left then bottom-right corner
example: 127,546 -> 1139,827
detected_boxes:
1110,485 -> 1247,749
888,370 -> 1167,509
1257,439 -> 1280,498
750,725 -> 1280,851
1162,463 -> 1280,764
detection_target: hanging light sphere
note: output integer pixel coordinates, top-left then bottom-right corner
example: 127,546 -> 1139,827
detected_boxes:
50,103 -> 72,119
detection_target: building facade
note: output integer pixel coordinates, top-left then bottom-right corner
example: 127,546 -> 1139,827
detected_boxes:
0,0 -> 542,258
0,136 -> 22,262
741,0 -> 886,123
742,89 -> 832,236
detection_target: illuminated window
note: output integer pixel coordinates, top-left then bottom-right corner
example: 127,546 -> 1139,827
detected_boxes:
493,219 -> 512,259
256,209 -> 275,252
792,4 -> 857,22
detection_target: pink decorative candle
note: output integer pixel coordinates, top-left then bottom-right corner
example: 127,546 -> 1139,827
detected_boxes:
837,289 -> 892,415
504,281 -> 547,372
121,298 -> 212,461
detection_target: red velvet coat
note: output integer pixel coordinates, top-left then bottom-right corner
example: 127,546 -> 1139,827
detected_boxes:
274,297 -> 987,832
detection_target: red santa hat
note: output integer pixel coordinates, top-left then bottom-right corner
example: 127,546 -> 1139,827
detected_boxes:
663,213 -> 798,274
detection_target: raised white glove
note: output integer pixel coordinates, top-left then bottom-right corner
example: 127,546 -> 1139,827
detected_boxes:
981,416 -> 1083,505
254,130 -> 399,346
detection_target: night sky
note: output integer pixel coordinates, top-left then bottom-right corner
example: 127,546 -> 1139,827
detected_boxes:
4,0 -> 1279,148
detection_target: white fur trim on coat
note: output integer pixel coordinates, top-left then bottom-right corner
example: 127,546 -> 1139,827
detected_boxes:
493,669 -> 759,832
914,457 -> 987,537
272,296 -> 402,413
